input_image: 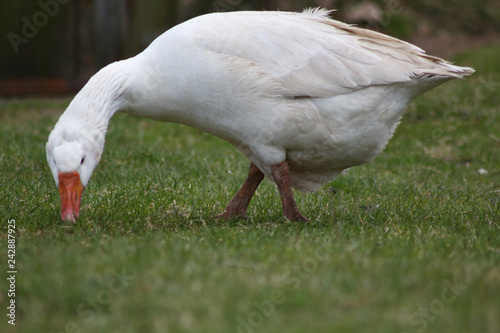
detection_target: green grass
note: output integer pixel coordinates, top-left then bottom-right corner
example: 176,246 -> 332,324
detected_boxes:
1,45 -> 499,333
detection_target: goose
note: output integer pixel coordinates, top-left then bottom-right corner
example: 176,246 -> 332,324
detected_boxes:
46,8 -> 474,223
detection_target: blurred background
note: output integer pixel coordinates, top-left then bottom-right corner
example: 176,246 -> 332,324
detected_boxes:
1,0 -> 499,96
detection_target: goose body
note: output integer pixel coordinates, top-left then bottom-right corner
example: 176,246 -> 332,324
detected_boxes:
46,9 -> 474,222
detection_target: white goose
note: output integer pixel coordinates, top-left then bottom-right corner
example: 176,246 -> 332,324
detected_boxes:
46,9 -> 474,223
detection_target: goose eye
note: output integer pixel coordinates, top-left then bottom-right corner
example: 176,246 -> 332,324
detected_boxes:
81,157 -> 85,164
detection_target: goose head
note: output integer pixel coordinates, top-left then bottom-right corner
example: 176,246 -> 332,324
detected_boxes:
46,122 -> 103,223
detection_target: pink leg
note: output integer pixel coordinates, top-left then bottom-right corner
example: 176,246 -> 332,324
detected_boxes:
217,163 -> 264,219
271,160 -> 309,222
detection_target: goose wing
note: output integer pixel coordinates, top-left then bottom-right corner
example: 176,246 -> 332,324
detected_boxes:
189,9 -> 473,98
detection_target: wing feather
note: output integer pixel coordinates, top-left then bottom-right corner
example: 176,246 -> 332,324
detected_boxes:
189,10 -> 474,98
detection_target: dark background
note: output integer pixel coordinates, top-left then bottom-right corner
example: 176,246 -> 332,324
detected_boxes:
1,0 -> 499,93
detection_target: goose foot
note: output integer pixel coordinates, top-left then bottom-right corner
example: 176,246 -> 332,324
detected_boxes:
271,161 -> 309,223
217,163 -> 264,219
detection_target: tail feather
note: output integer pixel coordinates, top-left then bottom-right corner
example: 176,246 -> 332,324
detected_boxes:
302,7 -> 475,80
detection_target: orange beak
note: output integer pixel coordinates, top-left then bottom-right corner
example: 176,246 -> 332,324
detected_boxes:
58,171 -> 85,223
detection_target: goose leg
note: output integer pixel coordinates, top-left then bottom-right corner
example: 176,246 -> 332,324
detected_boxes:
271,160 -> 309,222
217,163 -> 264,219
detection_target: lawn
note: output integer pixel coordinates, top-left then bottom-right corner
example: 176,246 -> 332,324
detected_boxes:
1,45 -> 499,333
